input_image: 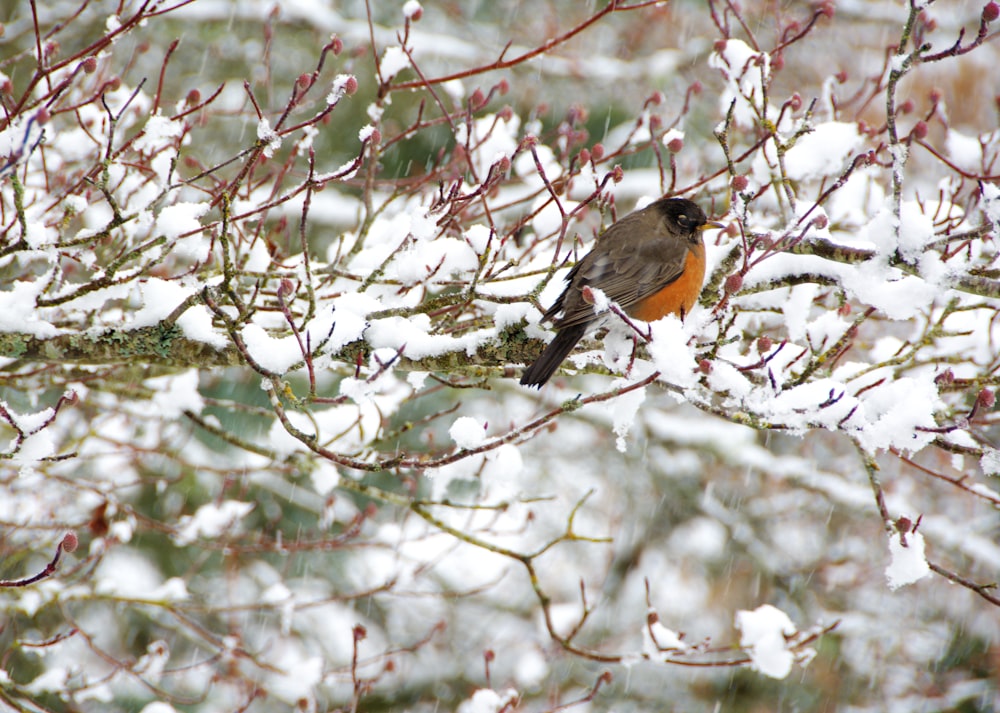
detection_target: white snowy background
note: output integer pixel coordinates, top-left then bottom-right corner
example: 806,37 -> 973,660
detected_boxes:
1,0 -> 999,711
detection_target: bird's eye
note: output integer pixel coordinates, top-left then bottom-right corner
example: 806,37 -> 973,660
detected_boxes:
677,214 -> 693,227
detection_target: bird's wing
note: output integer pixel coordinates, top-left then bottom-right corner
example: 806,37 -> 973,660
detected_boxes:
552,214 -> 691,328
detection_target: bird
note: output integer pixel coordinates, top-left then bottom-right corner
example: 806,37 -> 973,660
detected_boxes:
520,196 -> 722,388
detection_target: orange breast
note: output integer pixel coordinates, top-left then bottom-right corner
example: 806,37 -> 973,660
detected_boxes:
628,247 -> 706,321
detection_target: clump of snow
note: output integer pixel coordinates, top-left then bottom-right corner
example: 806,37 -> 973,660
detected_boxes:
406,371 -> 428,389
643,614 -> 688,660
515,141 -> 561,184
526,189 -> 577,241
945,129 -> 982,172
981,448 -> 1000,476
780,283 -> 818,343
491,302 -> 533,330
450,416 -> 487,449
513,647 -> 548,689
148,369 -> 203,419
140,703 -> 179,713
981,182 -> 1000,231
456,113 -> 521,181
327,73 -> 357,104
329,292 -> 380,351
257,117 -> 281,158
12,428 -> 56,463
268,399 -> 383,456
133,114 -> 184,154
837,204 -> 939,319
708,40 -> 771,127
735,604 -> 798,679
125,276 -> 228,346
240,307 -> 336,374
483,443 -> 523,483
380,46 -> 411,80
263,648 -> 323,704
896,201 -> 937,263
151,578 -> 189,602
647,316 -> 699,388
784,122 -> 864,181
365,314 -> 491,359
2,401 -> 57,462
156,202 -> 208,240
667,517 -> 729,560
173,500 -> 255,545
0,116 -> 45,167
95,548 -> 164,597
464,224 -> 492,255
391,236 -> 478,286
457,688 -> 519,713
610,383 -> 646,452
851,375 -> 941,454
0,279 -> 62,337
403,0 -> 422,19
310,462 -> 341,495
661,128 -> 684,148
240,324 -> 306,374
886,530 -> 931,590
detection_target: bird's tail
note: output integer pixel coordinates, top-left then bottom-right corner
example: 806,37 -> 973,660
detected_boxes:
520,324 -> 587,388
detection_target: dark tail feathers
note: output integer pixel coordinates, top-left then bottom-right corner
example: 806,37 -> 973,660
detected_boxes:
520,324 -> 587,387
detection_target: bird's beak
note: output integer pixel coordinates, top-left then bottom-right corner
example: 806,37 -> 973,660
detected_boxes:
700,221 -> 726,231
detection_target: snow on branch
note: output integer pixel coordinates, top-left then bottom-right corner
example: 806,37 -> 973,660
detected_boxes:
1,0 -> 999,710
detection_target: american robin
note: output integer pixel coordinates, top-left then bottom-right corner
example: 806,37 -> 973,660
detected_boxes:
520,197 -> 722,387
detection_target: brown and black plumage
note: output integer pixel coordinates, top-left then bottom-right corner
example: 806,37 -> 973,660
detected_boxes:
520,197 -> 720,388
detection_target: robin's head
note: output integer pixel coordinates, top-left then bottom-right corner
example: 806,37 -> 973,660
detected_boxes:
654,197 -> 724,242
